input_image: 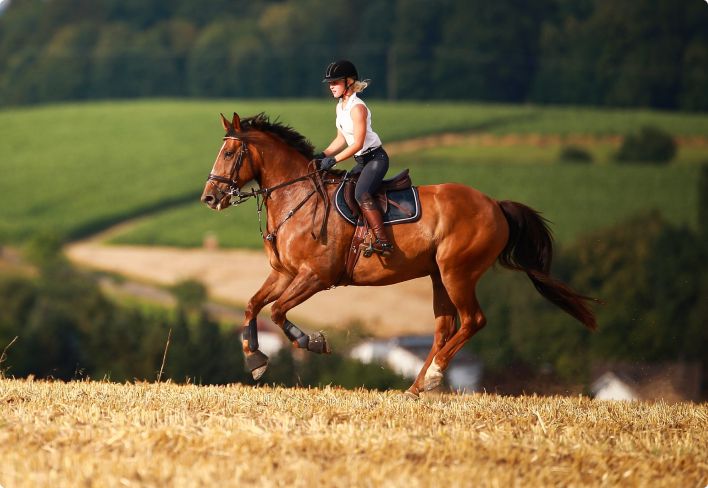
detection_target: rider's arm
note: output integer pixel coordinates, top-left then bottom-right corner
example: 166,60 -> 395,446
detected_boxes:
332,105 -> 366,163
322,130 -> 347,157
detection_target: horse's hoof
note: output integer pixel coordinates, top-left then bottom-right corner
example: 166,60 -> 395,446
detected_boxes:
423,361 -> 444,391
307,331 -> 331,354
251,365 -> 268,381
404,389 -> 420,400
245,350 -> 269,380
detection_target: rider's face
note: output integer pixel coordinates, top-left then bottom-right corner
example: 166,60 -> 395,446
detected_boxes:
328,79 -> 346,98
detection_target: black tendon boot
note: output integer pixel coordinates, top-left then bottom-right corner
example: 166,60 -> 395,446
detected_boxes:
359,199 -> 393,256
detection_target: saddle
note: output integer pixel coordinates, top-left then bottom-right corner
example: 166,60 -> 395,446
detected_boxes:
334,169 -> 422,284
334,169 -> 421,225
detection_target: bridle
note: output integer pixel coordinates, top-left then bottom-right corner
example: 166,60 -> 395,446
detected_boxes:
205,135 -> 337,246
206,136 -> 255,206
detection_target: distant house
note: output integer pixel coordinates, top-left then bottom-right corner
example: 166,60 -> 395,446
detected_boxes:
590,362 -> 702,403
591,372 -> 639,401
350,335 -> 483,392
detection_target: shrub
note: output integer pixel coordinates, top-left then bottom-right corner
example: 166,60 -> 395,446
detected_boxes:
170,279 -> 208,311
615,125 -> 677,163
559,145 -> 593,163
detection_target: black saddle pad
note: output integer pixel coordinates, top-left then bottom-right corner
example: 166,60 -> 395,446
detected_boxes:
334,181 -> 422,226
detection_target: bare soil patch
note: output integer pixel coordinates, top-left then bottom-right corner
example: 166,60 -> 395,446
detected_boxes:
66,241 -> 434,337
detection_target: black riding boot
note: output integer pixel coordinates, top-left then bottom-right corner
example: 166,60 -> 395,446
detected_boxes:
359,199 -> 393,255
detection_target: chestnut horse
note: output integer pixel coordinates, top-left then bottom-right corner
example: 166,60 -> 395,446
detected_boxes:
201,112 -> 597,398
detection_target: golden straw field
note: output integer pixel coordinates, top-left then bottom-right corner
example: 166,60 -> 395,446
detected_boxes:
0,379 -> 705,487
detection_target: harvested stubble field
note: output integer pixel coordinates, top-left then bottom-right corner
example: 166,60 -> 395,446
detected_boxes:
0,379 -> 705,487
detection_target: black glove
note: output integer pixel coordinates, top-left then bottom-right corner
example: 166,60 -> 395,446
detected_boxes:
319,156 -> 337,170
313,152 -> 326,160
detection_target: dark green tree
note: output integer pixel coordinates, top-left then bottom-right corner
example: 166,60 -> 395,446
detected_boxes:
189,313 -> 247,384
89,23 -> 141,98
348,2 -> 395,99
34,24 -> 98,102
388,0 -> 444,99
568,211 -> 706,363
531,0 -> 708,109
680,39 -> 708,111
187,20 -> 265,97
433,0 -> 548,102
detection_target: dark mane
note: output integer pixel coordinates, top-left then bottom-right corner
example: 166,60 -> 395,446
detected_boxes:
241,113 -> 315,160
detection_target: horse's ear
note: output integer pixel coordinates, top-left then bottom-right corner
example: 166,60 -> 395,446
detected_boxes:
232,112 -> 242,132
220,113 -> 231,133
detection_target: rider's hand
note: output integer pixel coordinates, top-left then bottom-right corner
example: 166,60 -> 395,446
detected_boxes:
319,156 -> 337,170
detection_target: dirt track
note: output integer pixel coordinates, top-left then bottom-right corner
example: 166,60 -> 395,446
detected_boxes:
66,242 -> 434,337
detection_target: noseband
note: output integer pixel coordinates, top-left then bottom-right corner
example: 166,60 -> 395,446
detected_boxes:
207,136 -> 254,205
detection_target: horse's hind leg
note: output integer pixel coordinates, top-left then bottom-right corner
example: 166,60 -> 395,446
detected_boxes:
243,270 -> 292,380
423,269 -> 487,392
270,268 -> 331,354
406,273 -> 457,398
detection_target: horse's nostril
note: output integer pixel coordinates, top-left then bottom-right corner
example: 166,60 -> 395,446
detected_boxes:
202,195 -> 215,205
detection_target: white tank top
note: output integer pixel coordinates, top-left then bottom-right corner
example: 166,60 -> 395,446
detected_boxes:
335,93 -> 382,156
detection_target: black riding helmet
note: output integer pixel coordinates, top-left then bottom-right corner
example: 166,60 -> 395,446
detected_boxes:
322,60 -> 358,83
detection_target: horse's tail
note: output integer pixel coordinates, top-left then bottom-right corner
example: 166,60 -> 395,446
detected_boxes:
496,200 -> 598,331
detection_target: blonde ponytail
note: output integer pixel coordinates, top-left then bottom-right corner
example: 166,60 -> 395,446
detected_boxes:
350,78 -> 371,93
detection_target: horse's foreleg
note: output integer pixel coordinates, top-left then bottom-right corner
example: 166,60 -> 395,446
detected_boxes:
243,270 -> 292,380
406,273 -> 457,399
270,267 -> 330,354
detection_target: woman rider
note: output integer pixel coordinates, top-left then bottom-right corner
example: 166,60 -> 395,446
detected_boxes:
317,60 -> 393,255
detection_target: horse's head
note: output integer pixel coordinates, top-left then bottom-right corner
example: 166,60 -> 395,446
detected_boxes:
201,112 -> 257,210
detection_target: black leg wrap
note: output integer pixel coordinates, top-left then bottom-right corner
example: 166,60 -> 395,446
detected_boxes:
306,331 -> 331,354
244,318 -> 259,352
284,320 -> 309,349
245,350 -> 268,372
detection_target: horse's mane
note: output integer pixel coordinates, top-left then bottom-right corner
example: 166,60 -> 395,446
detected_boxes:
241,113 -> 315,160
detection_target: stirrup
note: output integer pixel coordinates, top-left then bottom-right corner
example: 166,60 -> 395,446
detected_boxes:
361,239 -> 393,257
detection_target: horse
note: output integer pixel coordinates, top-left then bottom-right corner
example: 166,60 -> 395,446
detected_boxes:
200,112 -> 597,398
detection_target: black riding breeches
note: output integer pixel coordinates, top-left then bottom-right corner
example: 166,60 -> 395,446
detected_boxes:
352,146 -> 389,204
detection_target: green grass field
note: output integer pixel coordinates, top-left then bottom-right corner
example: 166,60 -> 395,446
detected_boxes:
111,158 -> 701,247
1,99 -> 705,245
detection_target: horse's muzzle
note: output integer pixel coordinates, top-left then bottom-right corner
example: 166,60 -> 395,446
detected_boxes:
200,189 -> 230,210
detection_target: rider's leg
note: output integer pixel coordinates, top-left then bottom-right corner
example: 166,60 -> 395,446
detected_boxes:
359,197 -> 393,254
355,152 -> 393,254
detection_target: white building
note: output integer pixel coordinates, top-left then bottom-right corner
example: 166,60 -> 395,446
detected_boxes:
590,372 -> 638,401
350,335 -> 483,392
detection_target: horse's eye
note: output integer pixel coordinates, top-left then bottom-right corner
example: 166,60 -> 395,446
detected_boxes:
224,151 -> 234,158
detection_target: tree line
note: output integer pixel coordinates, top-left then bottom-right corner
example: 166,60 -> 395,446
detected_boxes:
1,0 -> 706,110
